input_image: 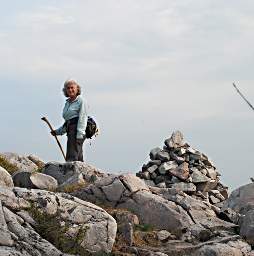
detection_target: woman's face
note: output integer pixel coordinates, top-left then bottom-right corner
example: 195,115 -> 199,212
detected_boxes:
67,84 -> 78,98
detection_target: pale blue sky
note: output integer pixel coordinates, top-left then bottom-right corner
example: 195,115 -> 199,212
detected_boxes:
1,1 -> 254,189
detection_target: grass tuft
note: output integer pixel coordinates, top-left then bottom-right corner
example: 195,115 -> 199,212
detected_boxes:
0,155 -> 19,174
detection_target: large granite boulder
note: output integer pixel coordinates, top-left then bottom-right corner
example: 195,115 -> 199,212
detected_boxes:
223,183 -> 254,245
222,183 -> 254,214
30,172 -> 58,190
117,190 -> 193,237
73,175 -> 194,236
72,173 -> 236,239
12,171 -> 58,191
42,161 -> 108,186
0,186 -> 117,255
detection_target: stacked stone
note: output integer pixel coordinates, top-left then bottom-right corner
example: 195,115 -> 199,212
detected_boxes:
137,131 -> 228,206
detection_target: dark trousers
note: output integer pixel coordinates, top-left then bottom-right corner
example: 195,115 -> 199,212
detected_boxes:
66,123 -> 85,162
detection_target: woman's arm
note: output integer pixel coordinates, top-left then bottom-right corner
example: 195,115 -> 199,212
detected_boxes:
54,124 -> 67,136
76,97 -> 88,139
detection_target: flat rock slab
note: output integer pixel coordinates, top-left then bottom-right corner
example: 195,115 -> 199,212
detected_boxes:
30,173 -> 58,191
101,178 -> 126,202
120,174 -> 149,192
42,161 -> 108,185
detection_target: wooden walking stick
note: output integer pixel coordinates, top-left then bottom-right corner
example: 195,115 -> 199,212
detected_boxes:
41,117 -> 66,161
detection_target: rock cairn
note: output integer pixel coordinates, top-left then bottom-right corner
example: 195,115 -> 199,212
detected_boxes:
137,131 -> 228,206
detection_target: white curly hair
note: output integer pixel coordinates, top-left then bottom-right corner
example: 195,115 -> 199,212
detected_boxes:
62,79 -> 82,97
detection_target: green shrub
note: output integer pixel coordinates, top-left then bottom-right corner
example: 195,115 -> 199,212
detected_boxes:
134,223 -> 153,232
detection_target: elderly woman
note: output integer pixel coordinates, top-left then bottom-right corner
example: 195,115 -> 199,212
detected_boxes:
51,79 -> 88,162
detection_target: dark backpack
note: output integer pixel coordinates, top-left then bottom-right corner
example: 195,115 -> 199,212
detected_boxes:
86,116 -> 98,139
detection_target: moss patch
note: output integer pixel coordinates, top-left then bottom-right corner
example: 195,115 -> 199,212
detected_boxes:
0,155 -> 18,174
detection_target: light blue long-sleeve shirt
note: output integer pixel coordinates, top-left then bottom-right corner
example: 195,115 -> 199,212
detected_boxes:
55,95 -> 88,139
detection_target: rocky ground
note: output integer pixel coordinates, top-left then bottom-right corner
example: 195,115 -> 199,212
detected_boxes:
0,131 -> 254,255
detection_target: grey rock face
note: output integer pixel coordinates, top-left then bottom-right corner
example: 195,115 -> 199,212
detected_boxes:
223,183 -> 254,214
0,167 -> 14,188
101,178 -> 126,202
73,174 -> 193,236
0,201 -> 14,246
0,186 -> 117,255
117,190 -> 193,237
239,210 -> 254,245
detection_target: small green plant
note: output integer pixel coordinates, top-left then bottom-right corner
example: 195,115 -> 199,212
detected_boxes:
0,156 -> 18,174
36,167 -> 44,173
89,174 -> 97,183
134,223 -> 153,232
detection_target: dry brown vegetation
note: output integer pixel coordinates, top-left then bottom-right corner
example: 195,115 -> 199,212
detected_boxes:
0,155 -> 19,174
